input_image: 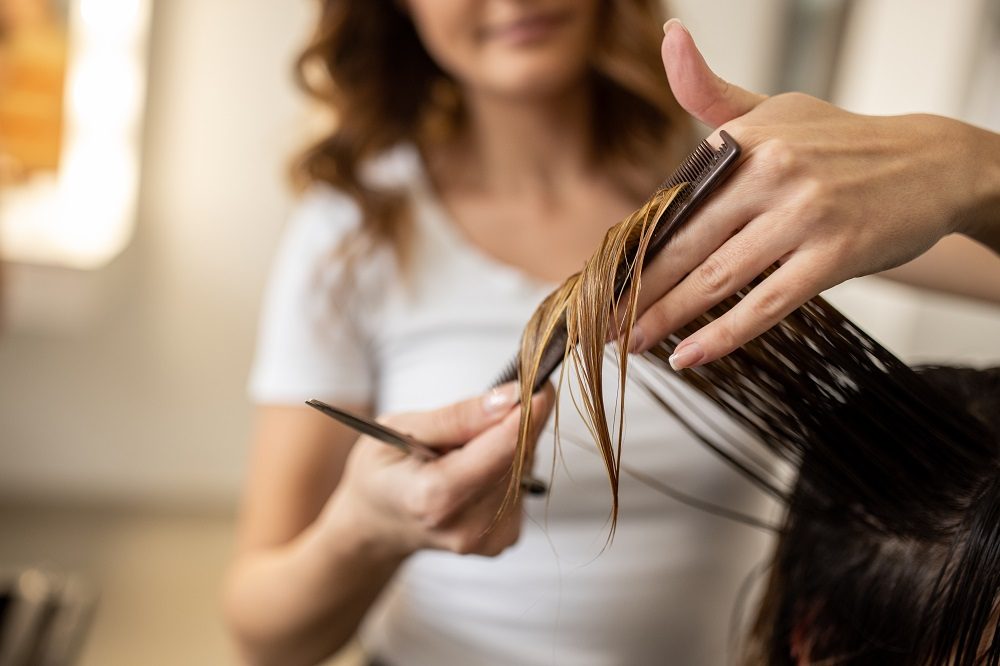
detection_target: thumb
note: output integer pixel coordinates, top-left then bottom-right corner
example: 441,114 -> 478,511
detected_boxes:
433,384 -> 556,496
662,18 -> 766,128
387,383 -> 520,446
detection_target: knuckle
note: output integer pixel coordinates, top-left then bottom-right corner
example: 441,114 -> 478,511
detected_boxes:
693,254 -> 731,296
752,288 -> 788,324
754,138 -> 796,179
410,476 -> 454,528
794,177 -> 831,217
772,91 -> 799,105
828,234 -> 856,262
780,91 -> 814,108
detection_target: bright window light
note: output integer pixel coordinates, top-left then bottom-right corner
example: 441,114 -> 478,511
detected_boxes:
0,0 -> 151,269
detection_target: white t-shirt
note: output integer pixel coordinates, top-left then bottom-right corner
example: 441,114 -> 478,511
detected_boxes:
249,146 -> 775,666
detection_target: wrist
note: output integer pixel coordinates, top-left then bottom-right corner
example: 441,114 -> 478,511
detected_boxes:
309,488 -> 414,568
953,118 -> 1000,250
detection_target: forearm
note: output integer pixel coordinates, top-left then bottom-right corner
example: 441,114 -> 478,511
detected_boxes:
879,234 -> 1000,304
879,119 -> 1000,303
224,497 -> 406,666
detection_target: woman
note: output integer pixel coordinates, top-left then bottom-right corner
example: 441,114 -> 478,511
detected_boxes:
225,2 -> 773,665
225,3 -> 1000,665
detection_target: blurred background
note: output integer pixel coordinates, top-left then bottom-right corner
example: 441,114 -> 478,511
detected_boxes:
0,0 -> 998,664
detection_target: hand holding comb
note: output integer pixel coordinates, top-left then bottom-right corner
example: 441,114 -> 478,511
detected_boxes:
490,131 -> 742,391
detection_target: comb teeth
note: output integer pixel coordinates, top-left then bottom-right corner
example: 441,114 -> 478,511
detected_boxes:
659,138 -> 722,191
492,356 -> 520,388
650,132 -> 739,245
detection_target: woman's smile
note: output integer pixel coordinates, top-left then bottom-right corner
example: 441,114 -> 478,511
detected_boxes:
477,9 -> 573,46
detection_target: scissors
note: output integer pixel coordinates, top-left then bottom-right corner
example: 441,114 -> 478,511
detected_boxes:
306,399 -> 547,496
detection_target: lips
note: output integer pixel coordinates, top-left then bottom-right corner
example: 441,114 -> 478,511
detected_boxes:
480,10 -> 572,45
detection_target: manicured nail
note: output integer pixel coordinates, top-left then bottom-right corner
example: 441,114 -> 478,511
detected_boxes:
483,382 -> 518,414
627,325 -> 646,354
663,18 -> 686,36
668,341 -> 704,371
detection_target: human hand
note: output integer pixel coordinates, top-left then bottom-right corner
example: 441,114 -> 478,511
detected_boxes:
631,19 -> 1000,369
323,383 -> 555,559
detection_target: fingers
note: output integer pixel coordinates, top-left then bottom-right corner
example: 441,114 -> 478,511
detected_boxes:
432,384 -> 555,505
633,172 -> 764,319
405,386 -> 556,555
656,253 -> 832,370
341,384 -> 553,558
632,210 -> 798,353
385,382 -> 520,446
661,19 -> 766,129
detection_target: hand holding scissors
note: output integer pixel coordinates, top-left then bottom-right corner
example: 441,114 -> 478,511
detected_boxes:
307,383 -> 555,558
306,398 -> 547,496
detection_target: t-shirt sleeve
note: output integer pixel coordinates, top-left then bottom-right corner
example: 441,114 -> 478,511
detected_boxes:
248,187 -> 374,405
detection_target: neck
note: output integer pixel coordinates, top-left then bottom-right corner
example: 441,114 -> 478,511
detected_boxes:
454,83 -> 595,198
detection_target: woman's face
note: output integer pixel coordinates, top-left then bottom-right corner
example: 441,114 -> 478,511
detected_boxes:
402,0 -> 601,100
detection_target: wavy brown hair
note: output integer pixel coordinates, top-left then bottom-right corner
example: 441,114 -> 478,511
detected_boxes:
293,0 -> 689,256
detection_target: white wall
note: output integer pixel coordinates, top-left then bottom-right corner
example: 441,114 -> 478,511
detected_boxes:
0,0 -> 314,506
670,0 -> 787,94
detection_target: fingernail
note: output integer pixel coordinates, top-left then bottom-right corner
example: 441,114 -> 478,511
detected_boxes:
483,382 -> 518,414
663,18 -> 686,36
668,341 -> 704,371
627,325 -> 646,354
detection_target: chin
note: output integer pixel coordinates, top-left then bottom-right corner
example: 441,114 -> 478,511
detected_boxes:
478,53 -> 590,101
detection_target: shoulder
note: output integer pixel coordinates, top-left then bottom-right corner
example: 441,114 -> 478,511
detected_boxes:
284,183 -> 361,252
361,142 -> 423,190
268,143 -> 438,310
285,143 -> 423,246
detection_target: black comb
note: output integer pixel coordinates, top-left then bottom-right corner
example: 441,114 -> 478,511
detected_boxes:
490,130 -> 742,391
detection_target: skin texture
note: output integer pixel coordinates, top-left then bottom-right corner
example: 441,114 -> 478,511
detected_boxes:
632,20 -> 1000,369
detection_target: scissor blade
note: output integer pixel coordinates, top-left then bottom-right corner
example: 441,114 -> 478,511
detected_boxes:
305,399 -> 440,458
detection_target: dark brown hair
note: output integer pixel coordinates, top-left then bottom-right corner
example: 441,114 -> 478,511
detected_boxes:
292,0 -> 689,256
513,184 -> 1000,664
